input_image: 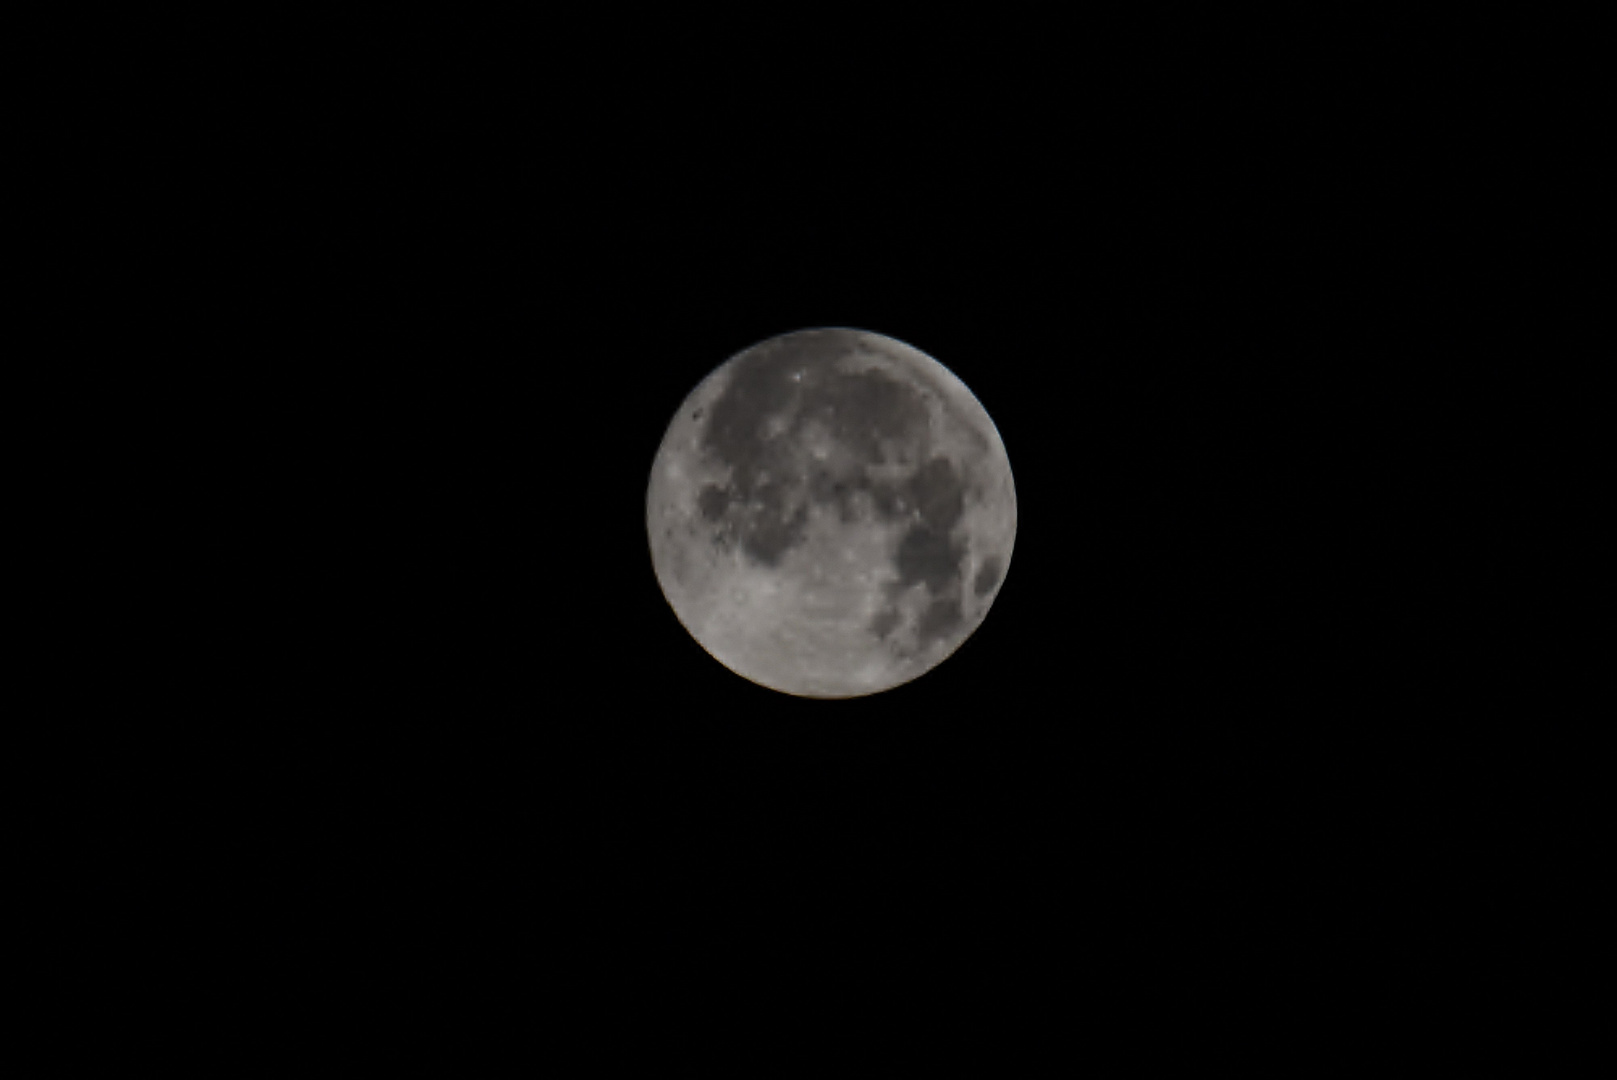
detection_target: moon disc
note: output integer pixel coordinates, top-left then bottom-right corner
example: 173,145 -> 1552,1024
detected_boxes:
646,328 -> 1016,698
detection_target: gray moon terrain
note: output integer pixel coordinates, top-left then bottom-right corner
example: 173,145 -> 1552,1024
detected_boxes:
646,328 -> 1016,698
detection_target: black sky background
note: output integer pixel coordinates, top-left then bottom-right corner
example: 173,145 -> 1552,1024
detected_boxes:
55,19 -> 1540,1029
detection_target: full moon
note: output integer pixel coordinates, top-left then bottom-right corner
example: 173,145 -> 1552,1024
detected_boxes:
646,328 -> 1016,698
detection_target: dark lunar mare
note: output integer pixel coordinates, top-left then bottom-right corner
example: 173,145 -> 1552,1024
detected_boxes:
869,608 -> 901,639
893,526 -> 964,594
915,597 -> 964,643
696,484 -> 730,522
906,456 -> 965,531
973,556 -> 1003,597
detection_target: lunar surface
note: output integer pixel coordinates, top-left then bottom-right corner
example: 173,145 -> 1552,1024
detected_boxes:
646,328 -> 1016,698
